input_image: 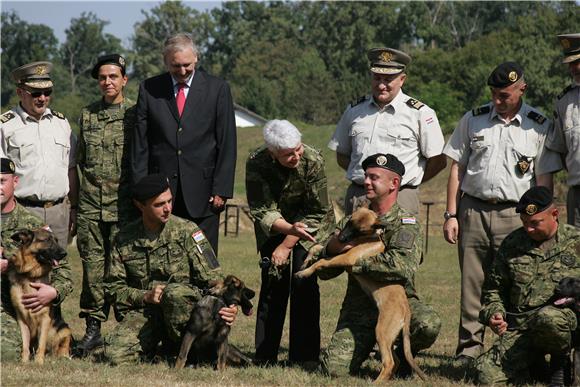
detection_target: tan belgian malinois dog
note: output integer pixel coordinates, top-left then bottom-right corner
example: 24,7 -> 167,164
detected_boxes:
8,228 -> 72,364
295,207 -> 426,382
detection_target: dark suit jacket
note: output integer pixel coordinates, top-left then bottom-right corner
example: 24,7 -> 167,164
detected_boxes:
132,70 -> 237,218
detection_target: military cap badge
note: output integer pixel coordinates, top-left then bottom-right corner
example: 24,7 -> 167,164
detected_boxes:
508,71 -> 518,82
517,156 -> 530,175
376,155 -> 388,166
9,160 -> 15,172
119,56 -> 126,67
35,64 -> 48,76
379,51 -> 393,62
561,38 -> 570,49
525,204 -> 538,215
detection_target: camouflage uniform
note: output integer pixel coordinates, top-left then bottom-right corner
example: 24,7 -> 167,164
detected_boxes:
77,99 -> 136,321
321,203 -> 441,377
246,144 -> 335,362
474,223 -> 580,384
0,203 -> 73,361
103,215 -> 222,365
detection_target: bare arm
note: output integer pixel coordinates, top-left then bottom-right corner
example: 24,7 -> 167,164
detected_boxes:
336,152 -> 350,171
536,174 -> 554,193
421,154 -> 447,184
270,218 -> 315,266
443,160 -> 463,244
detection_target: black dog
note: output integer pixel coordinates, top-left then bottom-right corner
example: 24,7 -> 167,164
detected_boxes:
553,277 -> 580,312
174,275 -> 255,369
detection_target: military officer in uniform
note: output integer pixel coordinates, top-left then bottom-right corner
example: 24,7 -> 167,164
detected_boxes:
474,186 -> 580,386
246,119 -> 335,366
320,153 -> 441,379
443,62 -> 563,364
76,54 -> 137,355
328,47 -> 446,215
104,174 -> 238,365
0,61 -> 79,250
0,157 -> 73,361
546,33 -> 580,227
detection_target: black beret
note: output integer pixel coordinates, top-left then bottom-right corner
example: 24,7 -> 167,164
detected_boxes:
1,157 -> 16,174
362,153 -> 405,177
487,62 -> 524,88
132,174 -> 170,202
515,186 -> 553,216
91,54 -> 127,79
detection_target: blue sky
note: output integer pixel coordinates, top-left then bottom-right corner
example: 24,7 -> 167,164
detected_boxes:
2,1 -> 221,47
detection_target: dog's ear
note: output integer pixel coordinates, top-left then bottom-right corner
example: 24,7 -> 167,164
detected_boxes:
243,287 -> 256,300
10,229 -> 34,246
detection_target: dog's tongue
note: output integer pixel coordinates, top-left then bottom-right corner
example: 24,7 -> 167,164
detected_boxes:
52,259 -> 60,268
244,307 -> 253,316
554,297 -> 574,306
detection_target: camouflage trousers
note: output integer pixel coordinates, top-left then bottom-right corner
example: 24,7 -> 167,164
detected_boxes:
77,216 -> 119,321
321,276 -> 441,377
1,306 -> 21,362
104,283 -> 201,365
473,306 -> 578,385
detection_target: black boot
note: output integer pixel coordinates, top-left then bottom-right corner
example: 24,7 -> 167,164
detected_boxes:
75,317 -> 104,356
549,354 -> 569,387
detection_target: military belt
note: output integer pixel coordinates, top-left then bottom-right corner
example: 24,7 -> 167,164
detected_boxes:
465,194 -> 516,205
18,196 -> 65,208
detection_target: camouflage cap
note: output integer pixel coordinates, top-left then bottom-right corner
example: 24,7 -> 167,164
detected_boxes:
11,61 -> 53,89
367,47 -> 411,75
0,157 -> 16,174
487,62 -> 524,88
558,33 -> 580,64
362,153 -> 405,177
91,54 -> 127,79
515,186 -> 553,216
132,173 -> 171,202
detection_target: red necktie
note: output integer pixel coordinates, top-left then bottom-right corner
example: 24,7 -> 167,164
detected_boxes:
176,83 -> 186,117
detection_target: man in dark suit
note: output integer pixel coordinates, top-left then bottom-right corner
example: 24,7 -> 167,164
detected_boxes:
132,33 -> 237,253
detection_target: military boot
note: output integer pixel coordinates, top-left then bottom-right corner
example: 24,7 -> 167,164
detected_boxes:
76,317 -> 104,356
549,353 -> 570,387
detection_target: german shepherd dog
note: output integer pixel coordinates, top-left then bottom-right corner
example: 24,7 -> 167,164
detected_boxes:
8,228 -> 72,364
295,207 -> 426,382
175,275 -> 255,370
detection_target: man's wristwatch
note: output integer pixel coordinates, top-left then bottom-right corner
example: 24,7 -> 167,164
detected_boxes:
444,211 -> 457,221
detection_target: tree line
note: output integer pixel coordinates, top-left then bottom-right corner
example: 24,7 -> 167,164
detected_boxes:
1,1 -> 578,132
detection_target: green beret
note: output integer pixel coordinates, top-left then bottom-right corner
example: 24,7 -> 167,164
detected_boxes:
1,157 -> 16,174
11,61 -> 53,89
367,47 -> 411,75
91,54 -> 127,79
362,153 -> 405,177
515,186 -> 553,216
132,174 -> 171,202
558,33 -> 580,64
487,62 -> 524,88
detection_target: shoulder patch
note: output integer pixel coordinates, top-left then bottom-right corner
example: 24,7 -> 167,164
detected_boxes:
394,229 -> 415,249
51,110 -> 66,120
192,230 -> 205,243
472,105 -> 491,116
557,84 -> 573,100
350,95 -> 368,107
527,110 -> 547,125
0,111 -> 15,124
401,217 -> 416,225
406,98 -> 424,110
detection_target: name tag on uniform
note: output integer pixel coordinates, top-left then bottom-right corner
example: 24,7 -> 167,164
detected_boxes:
471,136 -> 484,142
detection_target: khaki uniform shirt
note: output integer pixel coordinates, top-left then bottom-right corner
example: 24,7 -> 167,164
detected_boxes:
328,90 -> 445,186
546,84 -> 580,186
78,99 -> 136,222
444,102 -> 561,202
1,105 -> 77,201
245,144 -> 335,251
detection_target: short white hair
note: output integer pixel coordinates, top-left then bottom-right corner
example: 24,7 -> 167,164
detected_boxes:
263,120 -> 302,150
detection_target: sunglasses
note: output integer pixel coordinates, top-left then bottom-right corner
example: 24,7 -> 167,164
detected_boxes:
22,88 -> 53,98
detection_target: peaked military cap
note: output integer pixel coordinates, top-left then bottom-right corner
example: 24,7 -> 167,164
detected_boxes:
367,48 -> 411,75
362,153 -> 405,177
11,61 -> 53,89
487,62 -> 524,88
515,186 -> 553,216
91,54 -> 127,79
132,174 -> 171,202
558,33 -> 580,64
1,157 -> 16,174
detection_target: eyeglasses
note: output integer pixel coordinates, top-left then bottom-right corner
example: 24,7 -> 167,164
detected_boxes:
22,88 -> 53,98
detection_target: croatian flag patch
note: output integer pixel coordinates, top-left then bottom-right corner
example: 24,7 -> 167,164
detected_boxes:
192,230 -> 205,242
401,217 -> 416,225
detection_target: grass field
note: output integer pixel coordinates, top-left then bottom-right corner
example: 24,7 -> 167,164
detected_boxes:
2,123 -> 559,386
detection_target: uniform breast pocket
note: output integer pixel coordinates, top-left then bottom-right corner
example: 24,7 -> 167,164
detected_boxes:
52,132 -> 71,166
82,132 -> 102,166
112,135 -> 127,168
563,125 -> 580,151
511,143 -> 537,176
166,246 -> 187,274
7,131 -> 37,167
350,127 -> 369,155
122,256 -> 148,284
508,258 -> 534,303
467,137 -> 492,173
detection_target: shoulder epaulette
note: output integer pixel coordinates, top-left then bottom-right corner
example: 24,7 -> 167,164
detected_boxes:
406,98 -> 424,110
557,84 -> 573,100
51,110 -> 66,120
472,105 -> 491,116
350,95 -> 368,107
527,110 -> 547,125
0,111 -> 15,124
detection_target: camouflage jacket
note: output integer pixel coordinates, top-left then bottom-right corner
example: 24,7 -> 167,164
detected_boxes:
106,215 -> 222,313
78,98 -> 136,222
480,223 -> 580,327
1,203 -> 73,308
245,144 -> 335,251
346,204 -> 422,298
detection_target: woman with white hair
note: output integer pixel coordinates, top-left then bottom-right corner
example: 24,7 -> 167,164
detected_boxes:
246,119 -> 335,366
